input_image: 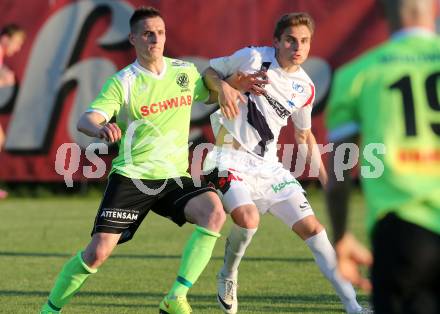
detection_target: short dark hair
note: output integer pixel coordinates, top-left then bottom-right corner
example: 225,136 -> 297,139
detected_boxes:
273,12 -> 315,39
0,24 -> 25,37
129,7 -> 162,32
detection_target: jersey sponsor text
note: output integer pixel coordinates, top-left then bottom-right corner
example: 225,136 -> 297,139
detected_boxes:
140,95 -> 192,116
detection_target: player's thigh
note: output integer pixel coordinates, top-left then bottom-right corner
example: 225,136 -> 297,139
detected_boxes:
268,191 -> 316,232
183,190 -> 225,230
205,167 -> 255,214
152,177 -> 224,230
91,173 -> 159,244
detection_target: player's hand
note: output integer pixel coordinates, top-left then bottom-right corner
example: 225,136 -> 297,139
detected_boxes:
218,81 -> 247,120
335,233 -> 373,292
318,167 -> 329,191
0,66 -> 16,87
236,70 -> 269,96
97,123 -> 122,143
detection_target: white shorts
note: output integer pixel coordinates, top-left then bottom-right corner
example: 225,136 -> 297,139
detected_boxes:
203,147 -> 315,227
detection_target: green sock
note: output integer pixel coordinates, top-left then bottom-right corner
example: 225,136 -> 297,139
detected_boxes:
169,226 -> 220,297
43,251 -> 97,310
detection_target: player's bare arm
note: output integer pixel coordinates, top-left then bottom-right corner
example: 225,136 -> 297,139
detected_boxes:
228,70 -> 269,95
77,111 -> 121,143
203,67 -> 269,120
0,124 -> 4,151
0,66 -> 15,87
203,67 -> 246,120
206,89 -> 220,104
294,128 -> 328,188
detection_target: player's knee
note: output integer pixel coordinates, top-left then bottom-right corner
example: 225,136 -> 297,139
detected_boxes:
231,206 -> 260,229
93,248 -> 111,267
83,246 -> 111,268
205,202 -> 226,231
185,192 -> 226,231
293,216 -> 324,239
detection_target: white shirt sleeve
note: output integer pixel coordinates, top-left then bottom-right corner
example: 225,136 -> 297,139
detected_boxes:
291,104 -> 312,130
209,47 -> 257,78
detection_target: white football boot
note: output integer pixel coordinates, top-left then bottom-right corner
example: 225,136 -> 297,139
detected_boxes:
216,273 -> 238,314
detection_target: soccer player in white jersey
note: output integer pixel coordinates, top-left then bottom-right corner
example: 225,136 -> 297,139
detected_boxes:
202,13 -> 365,314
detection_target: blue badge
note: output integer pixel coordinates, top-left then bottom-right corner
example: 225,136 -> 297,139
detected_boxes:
292,82 -> 304,93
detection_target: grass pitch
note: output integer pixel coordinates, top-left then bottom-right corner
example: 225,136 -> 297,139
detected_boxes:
0,187 -> 370,313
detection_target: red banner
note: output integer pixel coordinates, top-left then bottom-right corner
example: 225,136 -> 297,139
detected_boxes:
0,0 -> 387,182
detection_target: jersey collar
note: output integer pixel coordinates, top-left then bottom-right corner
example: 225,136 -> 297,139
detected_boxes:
133,59 -> 167,79
391,27 -> 435,41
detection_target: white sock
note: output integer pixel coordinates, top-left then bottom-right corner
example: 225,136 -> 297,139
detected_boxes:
220,224 -> 257,280
305,230 -> 362,313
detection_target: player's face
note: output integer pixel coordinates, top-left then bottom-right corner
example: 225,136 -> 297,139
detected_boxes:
274,25 -> 311,67
4,33 -> 25,57
129,16 -> 166,63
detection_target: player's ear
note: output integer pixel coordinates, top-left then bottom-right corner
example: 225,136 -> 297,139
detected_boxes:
273,36 -> 280,49
128,32 -> 135,46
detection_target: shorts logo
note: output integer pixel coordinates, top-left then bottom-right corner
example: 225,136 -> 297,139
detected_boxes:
100,208 -> 139,221
271,179 -> 300,193
218,172 -> 242,189
204,168 -> 242,194
299,201 -> 311,211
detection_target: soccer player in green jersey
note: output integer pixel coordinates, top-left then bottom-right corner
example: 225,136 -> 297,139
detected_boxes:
40,7 -> 226,314
325,0 -> 440,313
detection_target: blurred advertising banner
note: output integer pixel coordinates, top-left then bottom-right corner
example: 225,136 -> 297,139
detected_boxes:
0,0 -> 386,182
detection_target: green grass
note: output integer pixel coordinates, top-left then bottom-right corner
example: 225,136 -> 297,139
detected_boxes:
0,187 -> 370,313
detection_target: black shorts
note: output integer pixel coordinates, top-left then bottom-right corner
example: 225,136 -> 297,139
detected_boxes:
91,173 -> 216,244
371,213 -> 440,314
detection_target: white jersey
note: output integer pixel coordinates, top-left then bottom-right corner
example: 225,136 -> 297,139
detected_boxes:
210,46 -> 315,162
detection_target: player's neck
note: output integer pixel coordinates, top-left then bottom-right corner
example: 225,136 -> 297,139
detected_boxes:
137,56 -> 165,75
275,50 -> 300,73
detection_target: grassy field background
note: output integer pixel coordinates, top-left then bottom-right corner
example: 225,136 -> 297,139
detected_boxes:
0,187 -> 370,313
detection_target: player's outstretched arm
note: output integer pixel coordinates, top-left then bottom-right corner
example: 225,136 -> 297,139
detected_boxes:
77,111 -> 121,143
203,67 -> 246,120
0,66 -> 15,87
294,128 -> 328,188
227,71 -> 268,95
0,124 -> 4,151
